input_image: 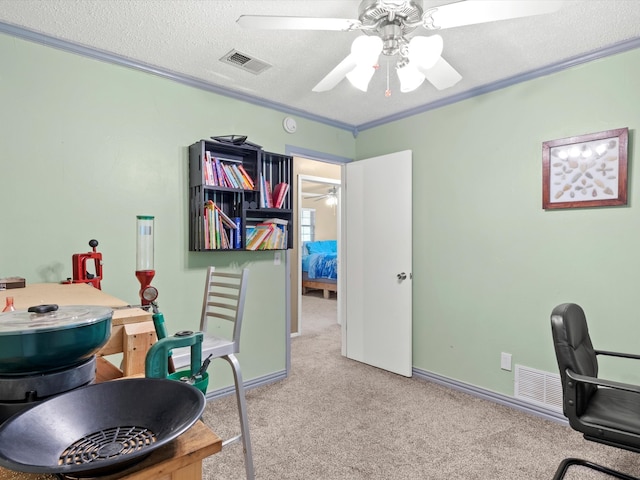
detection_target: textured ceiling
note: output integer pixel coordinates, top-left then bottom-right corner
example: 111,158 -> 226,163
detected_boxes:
1,0 -> 639,129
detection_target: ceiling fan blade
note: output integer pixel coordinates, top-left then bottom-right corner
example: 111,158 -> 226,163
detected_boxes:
237,15 -> 362,31
430,0 -> 563,30
302,192 -> 325,198
420,57 -> 462,90
312,54 -> 358,92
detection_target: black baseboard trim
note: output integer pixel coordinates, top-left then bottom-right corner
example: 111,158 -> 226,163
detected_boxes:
412,367 -> 568,425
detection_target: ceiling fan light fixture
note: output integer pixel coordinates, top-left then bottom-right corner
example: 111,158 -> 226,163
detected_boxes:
325,195 -> 338,206
351,35 -> 383,64
240,0 -> 564,96
397,63 -> 425,92
408,34 -> 444,70
346,65 -> 377,92
346,35 -> 382,91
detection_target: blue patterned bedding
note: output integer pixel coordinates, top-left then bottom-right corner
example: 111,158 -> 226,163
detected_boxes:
302,240 -> 337,280
305,252 -> 337,279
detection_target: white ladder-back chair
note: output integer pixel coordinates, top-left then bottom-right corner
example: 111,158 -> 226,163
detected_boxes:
172,267 -> 254,480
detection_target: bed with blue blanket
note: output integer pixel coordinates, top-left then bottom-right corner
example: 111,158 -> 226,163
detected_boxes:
301,240 -> 337,298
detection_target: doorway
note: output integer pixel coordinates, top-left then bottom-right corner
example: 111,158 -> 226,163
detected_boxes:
290,155 -> 342,336
298,175 -> 340,336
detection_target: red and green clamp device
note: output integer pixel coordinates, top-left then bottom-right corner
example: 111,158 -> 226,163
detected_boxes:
145,306 -> 208,394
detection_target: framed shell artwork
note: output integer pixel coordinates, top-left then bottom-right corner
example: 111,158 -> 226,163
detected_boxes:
542,127 -> 629,210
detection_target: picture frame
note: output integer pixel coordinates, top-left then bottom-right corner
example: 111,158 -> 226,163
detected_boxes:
542,127 -> 628,210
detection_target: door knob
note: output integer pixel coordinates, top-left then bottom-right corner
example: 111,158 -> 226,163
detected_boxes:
397,272 -> 407,280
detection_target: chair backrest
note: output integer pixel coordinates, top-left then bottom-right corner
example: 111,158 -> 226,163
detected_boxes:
199,267 -> 249,350
550,303 -> 599,416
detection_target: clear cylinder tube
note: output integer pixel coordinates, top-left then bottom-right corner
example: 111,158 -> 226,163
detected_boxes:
136,215 -> 155,271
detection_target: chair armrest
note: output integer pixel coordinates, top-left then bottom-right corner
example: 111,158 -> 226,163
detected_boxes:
595,349 -> 640,361
566,369 -> 640,395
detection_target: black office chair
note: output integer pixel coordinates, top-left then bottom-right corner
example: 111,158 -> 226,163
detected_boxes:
550,303 -> 640,480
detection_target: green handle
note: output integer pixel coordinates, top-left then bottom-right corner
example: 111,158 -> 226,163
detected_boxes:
152,311 -> 169,339
145,332 -> 203,379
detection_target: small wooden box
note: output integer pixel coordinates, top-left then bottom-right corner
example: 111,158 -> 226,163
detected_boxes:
0,277 -> 26,290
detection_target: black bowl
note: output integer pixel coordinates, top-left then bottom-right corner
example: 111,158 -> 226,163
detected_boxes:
0,378 -> 205,477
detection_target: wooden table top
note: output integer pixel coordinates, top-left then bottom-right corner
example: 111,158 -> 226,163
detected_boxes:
0,284 -> 222,480
0,283 -> 150,326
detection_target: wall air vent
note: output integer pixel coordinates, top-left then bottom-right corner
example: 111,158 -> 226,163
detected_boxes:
514,365 -> 563,413
219,50 -> 271,75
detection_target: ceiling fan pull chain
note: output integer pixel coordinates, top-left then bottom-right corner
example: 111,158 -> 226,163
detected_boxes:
385,59 -> 391,97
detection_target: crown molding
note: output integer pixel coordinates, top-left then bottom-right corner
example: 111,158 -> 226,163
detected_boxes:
2,21 -> 639,137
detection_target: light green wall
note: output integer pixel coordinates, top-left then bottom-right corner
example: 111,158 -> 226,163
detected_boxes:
4,28 -> 640,401
0,32 -> 354,389
355,48 -> 640,395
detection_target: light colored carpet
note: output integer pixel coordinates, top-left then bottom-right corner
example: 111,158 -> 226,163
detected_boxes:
201,293 -> 640,479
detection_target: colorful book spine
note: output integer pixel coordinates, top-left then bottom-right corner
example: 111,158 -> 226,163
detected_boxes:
246,223 -> 274,250
214,158 -> 228,188
233,217 -> 242,248
237,164 -> 255,189
229,165 -> 246,189
272,182 -> 290,208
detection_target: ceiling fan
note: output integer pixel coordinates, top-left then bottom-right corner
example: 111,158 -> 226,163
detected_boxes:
302,186 -> 339,205
237,0 -> 563,94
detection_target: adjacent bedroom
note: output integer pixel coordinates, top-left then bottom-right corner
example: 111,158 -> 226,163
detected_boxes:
300,180 -> 339,300
298,174 -> 340,335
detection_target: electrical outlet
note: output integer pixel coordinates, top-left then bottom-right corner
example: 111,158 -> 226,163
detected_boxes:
500,352 -> 512,371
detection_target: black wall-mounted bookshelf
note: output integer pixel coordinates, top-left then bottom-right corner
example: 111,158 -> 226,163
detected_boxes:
188,139 -> 293,251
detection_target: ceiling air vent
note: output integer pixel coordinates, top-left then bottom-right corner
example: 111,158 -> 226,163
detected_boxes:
220,50 -> 271,75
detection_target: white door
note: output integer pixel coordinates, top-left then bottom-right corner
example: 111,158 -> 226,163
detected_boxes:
342,150 -> 412,376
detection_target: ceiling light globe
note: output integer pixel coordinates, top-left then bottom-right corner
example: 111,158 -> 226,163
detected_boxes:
346,65 -> 377,92
397,64 -> 426,92
351,35 -> 383,64
408,35 -> 444,70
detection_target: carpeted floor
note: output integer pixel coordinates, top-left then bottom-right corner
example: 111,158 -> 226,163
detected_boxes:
201,293 -> 640,479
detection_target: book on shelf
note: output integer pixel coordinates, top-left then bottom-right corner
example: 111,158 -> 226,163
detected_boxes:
231,217 -> 242,249
275,224 -> 287,249
250,221 -> 287,250
203,208 -> 210,249
259,174 -> 266,207
228,164 -> 247,189
257,228 -> 275,250
204,201 -> 237,249
265,180 -> 273,207
237,164 -> 255,189
272,182 -> 289,208
213,208 -> 221,249
203,153 -> 255,190
221,164 -> 239,188
207,201 -> 237,230
215,209 -> 221,248
261,229 -> 274,250
204,151 -> 217,186
214,157 -> 233,189
213,158 -> 226,187
263,225 -> 284,250
246,223 -> 275,250
203,205 -> 218,248
258,175 -> 274,208
203,152 -> 211,185
245,225 -> 256,246
260,217 -> 288,226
